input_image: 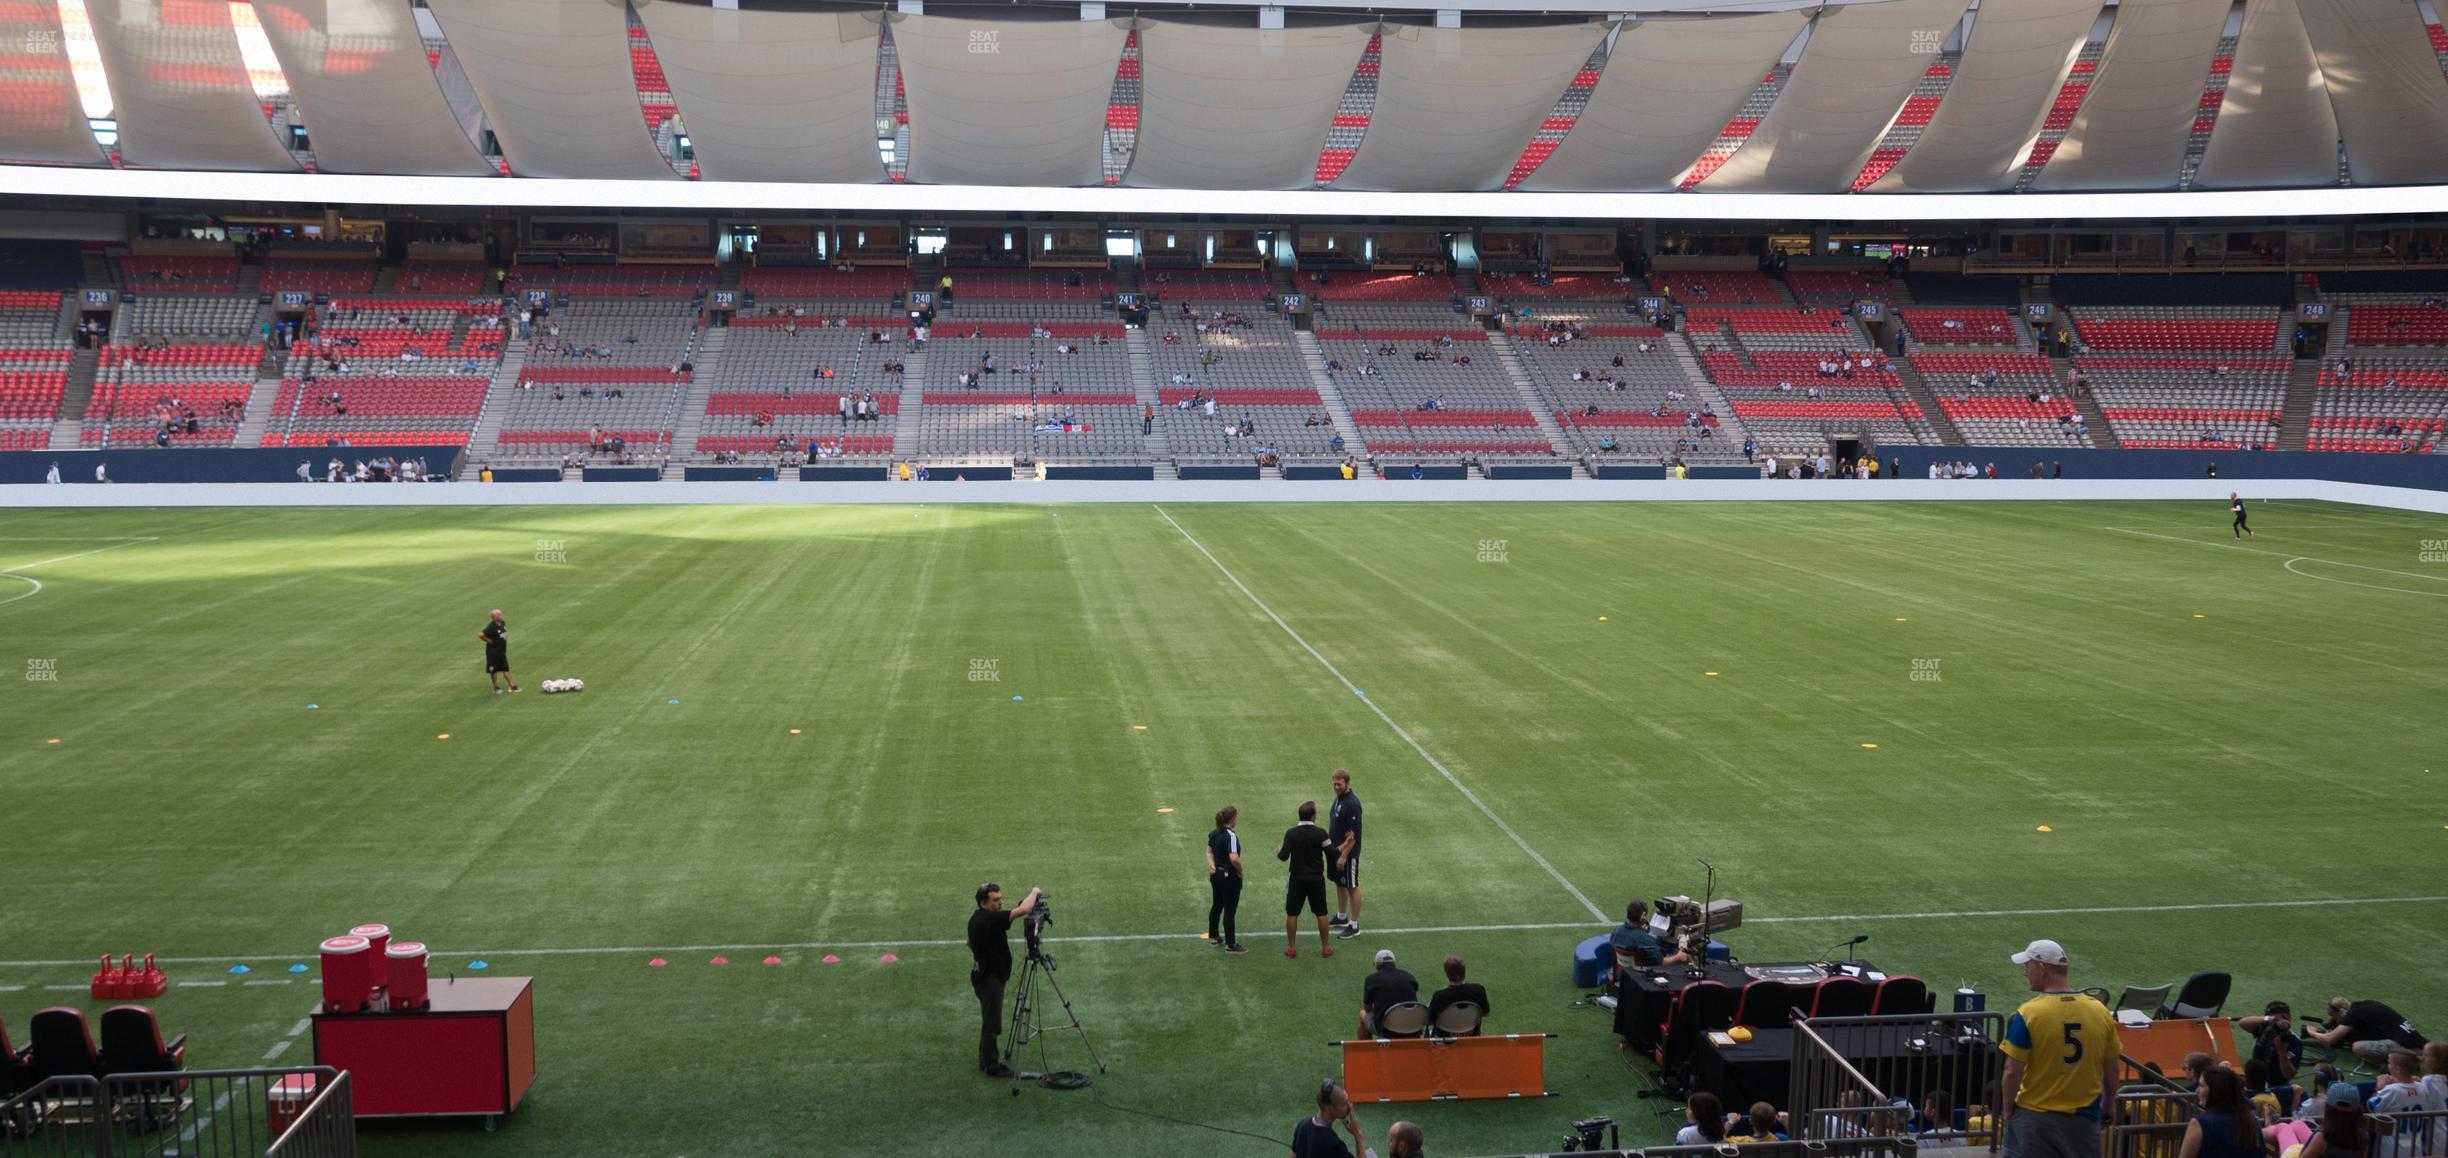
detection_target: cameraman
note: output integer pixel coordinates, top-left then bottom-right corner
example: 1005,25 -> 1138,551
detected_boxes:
2239,1002 -> 2302,1083
968,882 -> 1040,1078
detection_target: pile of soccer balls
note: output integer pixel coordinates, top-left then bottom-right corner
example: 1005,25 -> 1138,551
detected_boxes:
540,678 -> 586,694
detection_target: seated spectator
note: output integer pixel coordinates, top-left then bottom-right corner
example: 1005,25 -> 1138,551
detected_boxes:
2310,998 -> 2426,1066
1425,956 -> 1488,1036
1676,1092 -> 1730,1147
1732,1101 -> 1790,1143
1358,949 -> 1419,1039
2300,1083 -> 2371,1158
2179,1068 -> 2263,1158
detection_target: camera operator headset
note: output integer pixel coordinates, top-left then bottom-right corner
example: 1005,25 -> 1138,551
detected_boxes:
968,882 -> 1041,1078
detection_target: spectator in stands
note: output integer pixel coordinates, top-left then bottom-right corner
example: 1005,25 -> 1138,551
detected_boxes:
1998,939 -> 2119,1158
2310,999 -> 2426,1066
2368,1048 -> 2439,1156
2300,1082 -> 2372,1158
1425,956 -> 1488,1036
1735,1102 -> 1791,1143
1677,1093 -> 1730,1146
2179,1068 -> 2263,1158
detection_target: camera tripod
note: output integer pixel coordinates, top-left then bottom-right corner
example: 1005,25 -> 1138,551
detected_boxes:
1003,937 -> 1106,1095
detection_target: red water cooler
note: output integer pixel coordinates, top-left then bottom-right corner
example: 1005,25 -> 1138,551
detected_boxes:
318,936 -> 373,1013
385,942 -> 430,1011
351,923 -> 391,990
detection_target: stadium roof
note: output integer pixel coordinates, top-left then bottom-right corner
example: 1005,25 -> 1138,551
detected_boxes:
2,0 -> 2446,214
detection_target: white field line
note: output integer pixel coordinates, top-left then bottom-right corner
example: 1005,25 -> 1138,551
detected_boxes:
0,536 -> 161,607
1,896 -> 2443,973
261,1039 -> 293,1061
1152,504 -> 1608,923
2105,525 -> 2448,583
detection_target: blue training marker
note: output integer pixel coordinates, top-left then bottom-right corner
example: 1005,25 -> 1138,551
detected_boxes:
468,960 -> 489,971
288,963 -> 308,974
306,704 -> 318,710
229,964 -> 250,975
1012,695 -> 1024,701
1354,689 -> 1367,698
667,699 -> 679,705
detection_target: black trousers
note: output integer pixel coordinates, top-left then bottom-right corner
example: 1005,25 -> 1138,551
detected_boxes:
973,970 -> 1006,1069
1208,872 -> 1242,944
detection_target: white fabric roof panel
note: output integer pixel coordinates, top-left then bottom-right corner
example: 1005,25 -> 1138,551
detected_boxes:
1867,0 -> 2099,193
421,0 -> 676,181
1126,22 -> 1370,190
633,5 -> 882,184
896,16 -> 1125,188
1334,23 -> 1609,193
250,0 -> 496,177
2296,0 -> 2448,187
0,0 -> 107,165
2191,0 -> 2337,189
2027,0 -> 2230,191
1519,12 -> 1809,193
83,0 -> 298,171
1700,0 -> 1971,193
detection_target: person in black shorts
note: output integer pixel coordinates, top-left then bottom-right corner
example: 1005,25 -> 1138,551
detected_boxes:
1205,806 -> 1247,954
2230,492 -> 2253,539
479,608 -> 519,694
1278,801 -> 1333,958
1328,769 -> 1364,939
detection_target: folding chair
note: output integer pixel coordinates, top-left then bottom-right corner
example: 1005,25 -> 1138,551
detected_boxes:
2115,985 -> 2174,1018
1431,1001 -> 1484,1040
2164,973 -> 2230,1020
1372,1002 -> 1430,1040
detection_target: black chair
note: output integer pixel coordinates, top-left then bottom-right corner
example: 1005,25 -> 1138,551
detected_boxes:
0,1017 -> 32,1098
1732,980 -> 1799,1028
1872,975 -> 1932,1016
26,1008 -> 103,1083
1809,976 -> 1874,1019
2164,972 -> 2230,1020
1659,981 -> 1737,1072
98,1007 -> 188,1132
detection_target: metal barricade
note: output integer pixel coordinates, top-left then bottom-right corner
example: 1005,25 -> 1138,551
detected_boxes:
2371,1105 -> 2448,1158
0,1067 -> 350,1158
1790,1013 -> 2005,1150
2108,1089 -> 2195,1158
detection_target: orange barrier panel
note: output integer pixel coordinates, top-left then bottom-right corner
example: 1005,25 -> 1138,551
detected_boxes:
1338,1033 -> 1557,1103
2119,1017 -> 2237,1077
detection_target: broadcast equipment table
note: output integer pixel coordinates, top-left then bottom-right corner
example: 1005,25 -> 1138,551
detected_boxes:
1614,961 -> 1885,1053
1690,1023 -> 1986,1111
311,975 -> 535,1125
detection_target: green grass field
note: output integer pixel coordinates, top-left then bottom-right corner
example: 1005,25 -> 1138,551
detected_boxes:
4,498 -> 2445,1157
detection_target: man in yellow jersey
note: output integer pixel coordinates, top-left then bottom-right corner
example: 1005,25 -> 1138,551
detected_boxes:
1999,939 -> 2120,1158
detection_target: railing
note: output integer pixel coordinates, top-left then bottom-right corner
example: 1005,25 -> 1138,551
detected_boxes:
1789,1012 -> 2006,1150
0,1067 -> 352,1158
1483,1138 -> 1926,1157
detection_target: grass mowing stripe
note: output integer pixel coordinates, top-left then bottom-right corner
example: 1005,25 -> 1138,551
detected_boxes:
1154,504 -> 1608,922
3,896 -> 2439,972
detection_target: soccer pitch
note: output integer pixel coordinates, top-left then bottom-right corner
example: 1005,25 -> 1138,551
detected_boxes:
3,498 -> 2445,1157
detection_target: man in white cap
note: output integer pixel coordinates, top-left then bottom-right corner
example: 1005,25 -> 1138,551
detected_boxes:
1999,939 -> 2119,1158
1357,948 -> 1418,1039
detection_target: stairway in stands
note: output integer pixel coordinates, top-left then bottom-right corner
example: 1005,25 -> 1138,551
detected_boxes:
1484,328 -> 1585,475
2276,359 -> 2318,452
661,327 -> 724,477
1124,327 -> 1174,478
1891,357 -> 1967,445
233,364 -> 284,448
45,347 -> 100,449
889,346 -> 927,463
460,336 -> 530,471
1292,330 -> 1367,458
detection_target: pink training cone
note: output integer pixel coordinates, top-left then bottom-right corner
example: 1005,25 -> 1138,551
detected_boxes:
763,956 -> 783,966
647,958 -> 667,968
710,956 -> 730,966
879,953 -> 899,964
821,954 -> 841,964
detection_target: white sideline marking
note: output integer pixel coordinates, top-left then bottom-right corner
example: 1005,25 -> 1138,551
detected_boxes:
242,979 -> 293,986
176,981 -> 227,988
0,536 -> 161,607
288,1018 -> 311,1037
1153,504 -> 1608,923
41,983 -> 84,990
0,896 -> 2441,973
0,984 -> 22,992
261,1039 -> 293,1061
2106,525 -> 2448,584
2282,557 -> 2448,599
